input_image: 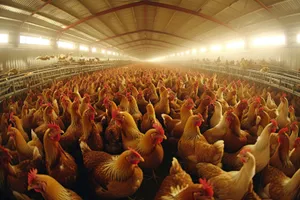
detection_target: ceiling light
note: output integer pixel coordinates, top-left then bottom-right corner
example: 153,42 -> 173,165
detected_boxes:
101,49 -> 106,54
297,34 -> 300,43
92,47 -> 96,52
176,53 -> 180,56
185,50 -> 190,55
180,52 -> 184,56
192,49 -> 197,54
107,51 -> 112,55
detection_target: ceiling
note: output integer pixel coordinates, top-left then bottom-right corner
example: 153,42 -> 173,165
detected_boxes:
0,0 -> 300,59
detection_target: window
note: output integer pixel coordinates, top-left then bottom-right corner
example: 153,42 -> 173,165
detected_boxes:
252,35 -> 285,47
226,40 -> 245,49
91,47 -> 97,52
297,34 -> 300,43
20,35 -> 50,45
0,34 -> 8,43
200,47 -> 207,53
210,45 -> 222,51
79,45 -> 89,51
57,41 -> 74,49
101,49 -> 106,54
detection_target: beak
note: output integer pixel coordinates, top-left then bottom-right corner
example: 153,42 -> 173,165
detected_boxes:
139,157 -> 145,162
27,185 -> 33,191
163,135 -> 167,140
60,130 -> 64,134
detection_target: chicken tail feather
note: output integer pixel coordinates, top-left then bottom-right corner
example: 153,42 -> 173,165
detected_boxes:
12,191 -> 31,200
212,140 -> 225,164
80,141 -> 91,155
169,157 -> 183,175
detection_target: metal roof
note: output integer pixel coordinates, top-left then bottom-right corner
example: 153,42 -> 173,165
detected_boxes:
0,0 -> 299,59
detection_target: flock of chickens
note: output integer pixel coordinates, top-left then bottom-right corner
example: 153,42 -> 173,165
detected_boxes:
0,63 -> 299,200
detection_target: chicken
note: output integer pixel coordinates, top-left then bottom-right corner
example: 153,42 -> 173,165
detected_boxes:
241,97 -> 261,130
9,113 -> 29,142
34,104 -> 64,140
290,138 -> 300,170
118,93 -> 129,112
126,93 -> 142,124
289,105 -> 297,122
154,87 -> 171,119
266,92 -> 277,109
112,110 -> 144,150
223,110 -> 249,152
276,95 -> 291,129
233,99 -> 248,122
197,149 -> 256,200
270,127 -> 296,177
226,90 -> 238,106
162,98 -> 195,138
0,146 -> 43,193
43,123 -> 77,188
133,123 -> 166,170
141,102 -> 162,132
136,90 -> 148,114
155,157 -> 214,200
222,120 -> 278,172
79,93 -> 91,115
103,98 -> 123,154
7,126 -> 43,161
289,121 -> 299,151
60,98 -> 83,153
203,110 -> 228,143
210,101 -> 222,128
178,114 -> 224,174
193,95 -> 212,124
79,104 -> 103,151
27,169 -> 82,200
80,141 -> 144,199
260,165 -> 300,200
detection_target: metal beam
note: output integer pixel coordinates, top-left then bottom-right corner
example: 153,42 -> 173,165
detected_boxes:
122,43 -> 171,51
253,0 -> 273,14
100,29 -> 196,42
21,0 -> 52,25
116,38 -> 187,48
58,0 -> 235,35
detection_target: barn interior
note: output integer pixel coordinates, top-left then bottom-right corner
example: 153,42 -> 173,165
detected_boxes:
0,0 -> 300,200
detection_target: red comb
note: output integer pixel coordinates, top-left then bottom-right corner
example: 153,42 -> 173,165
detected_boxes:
153,123 -> 164,135
88,104 -> 95,112
8,124 -> 12,131
278,127 -> 289,135
282,93 -> 286,97
241,99 -> 248,104
28,168 -> 37,185
112,109 -> 119,119
187,98 -> 194,104
47,123 -> 60,130
199,178 -> 214,197
255,97 -> 261,103
240,147 -> 251,155
9,112 -> 14,120
294,138 -> 300,148
270,119 -> 277,126
127,147 -> 142,158
258,107 -> 264,112
198,113 -> 203,120
291,121 -> 298,131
